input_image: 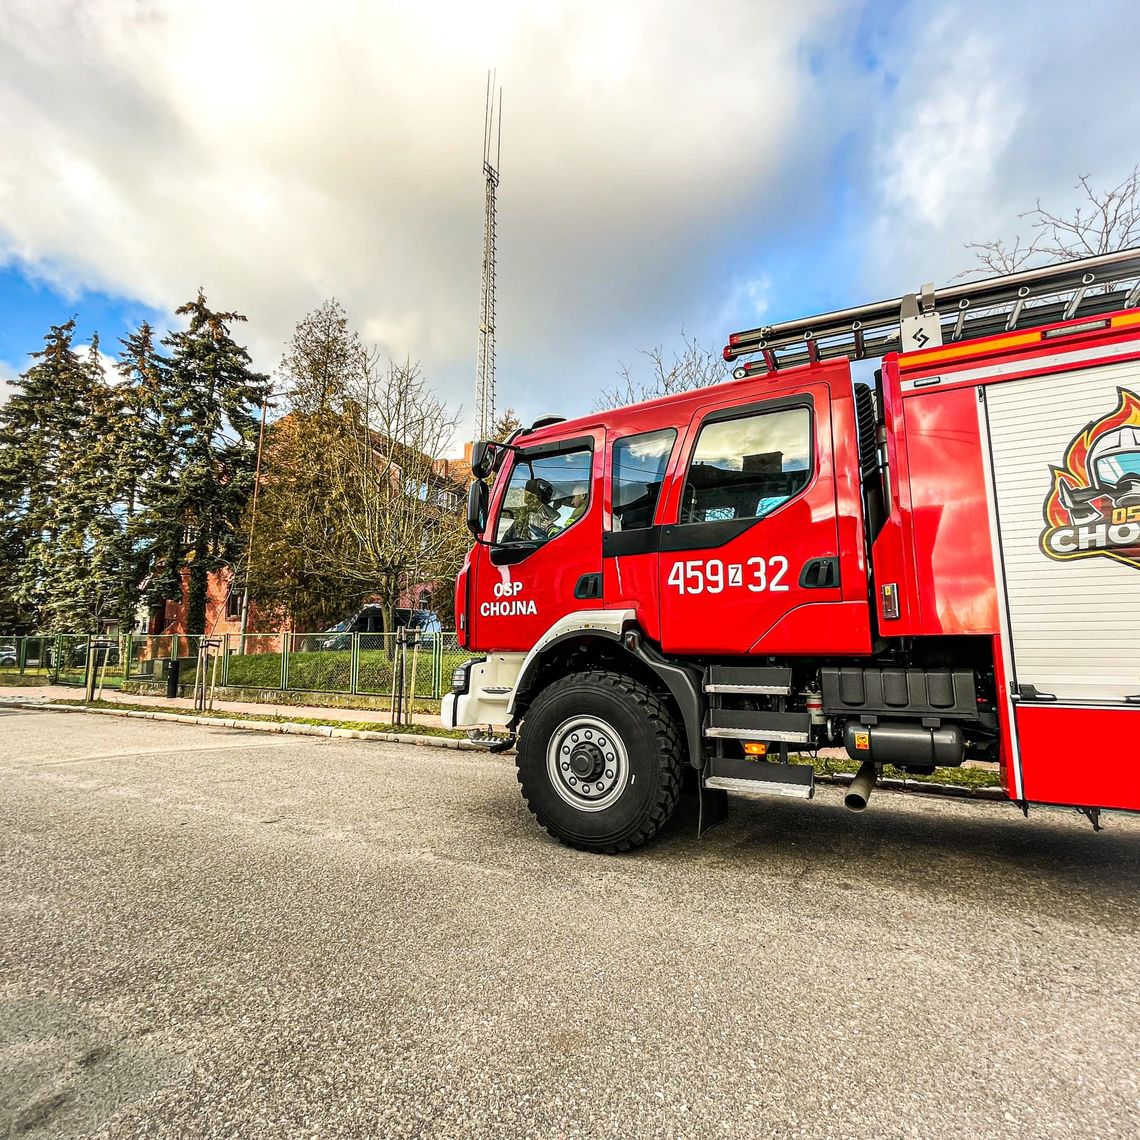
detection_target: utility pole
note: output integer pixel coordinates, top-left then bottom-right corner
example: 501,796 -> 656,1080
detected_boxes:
238,390 -> 270,642
475,71 -> 502,442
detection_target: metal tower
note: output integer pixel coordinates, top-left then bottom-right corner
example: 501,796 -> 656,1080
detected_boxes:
475,73 -> 502,441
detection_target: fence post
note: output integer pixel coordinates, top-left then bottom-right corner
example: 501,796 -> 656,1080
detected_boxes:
350,632 -> 360,695
391,628 -> 404,724
17,636 -> 26,675
84,640 -> 97,703
280,634 -> 289,691
221,634 -> 230,687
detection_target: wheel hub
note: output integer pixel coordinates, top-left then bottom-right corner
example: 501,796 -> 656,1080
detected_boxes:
546,715 -> 630,813
568,742 -> 605,780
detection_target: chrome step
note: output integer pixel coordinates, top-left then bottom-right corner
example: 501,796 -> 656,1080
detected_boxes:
704,708 -> 811,744
704,776 -> 814,800
703,664 -> 792,696
703,757 -> 815,800
704,684 -> 790,695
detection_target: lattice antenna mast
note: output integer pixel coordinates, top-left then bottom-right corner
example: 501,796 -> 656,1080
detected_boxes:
475,72 -> 502,441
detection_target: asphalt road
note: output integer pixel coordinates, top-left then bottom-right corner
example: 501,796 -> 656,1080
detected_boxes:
1,709 -> 1138,1140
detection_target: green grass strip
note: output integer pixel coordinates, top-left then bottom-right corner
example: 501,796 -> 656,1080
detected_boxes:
46,699 -> 468,739
794,752 -> 1001,788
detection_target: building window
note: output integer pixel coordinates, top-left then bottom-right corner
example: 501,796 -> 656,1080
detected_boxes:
226,589 -> 242,620
682,406 -> 811,524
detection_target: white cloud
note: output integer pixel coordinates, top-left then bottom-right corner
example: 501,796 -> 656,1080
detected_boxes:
718,275 -> 772,331
4,0 -> 1140,435
0,0 -> 848,426
0,360 -> 17,405
867,1 -> 1140,294
878,35 -> 1019,231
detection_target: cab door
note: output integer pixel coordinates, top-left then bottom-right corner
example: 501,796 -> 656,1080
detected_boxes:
467,432 -> 603,653
602,426 -> 679,643
657,377 -> 868,656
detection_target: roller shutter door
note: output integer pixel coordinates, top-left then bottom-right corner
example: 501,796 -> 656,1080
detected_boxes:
985,358 -> 1140,704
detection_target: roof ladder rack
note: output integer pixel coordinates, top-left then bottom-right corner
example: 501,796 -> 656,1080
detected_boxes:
723,248 -> 1140,377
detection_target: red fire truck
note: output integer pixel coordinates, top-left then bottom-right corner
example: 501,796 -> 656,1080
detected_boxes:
444,250 -> 1140,852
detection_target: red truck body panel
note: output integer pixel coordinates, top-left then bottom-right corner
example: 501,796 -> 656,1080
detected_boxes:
459,304 -> 1140,816
892,309 -> 1140,810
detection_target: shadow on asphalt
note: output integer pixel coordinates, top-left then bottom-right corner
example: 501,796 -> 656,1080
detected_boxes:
645,786 -> 1140,913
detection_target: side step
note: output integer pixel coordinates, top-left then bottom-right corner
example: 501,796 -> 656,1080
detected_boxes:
704,708 -> 811,744
704,664 -> 792,695
703,755 -> 815,800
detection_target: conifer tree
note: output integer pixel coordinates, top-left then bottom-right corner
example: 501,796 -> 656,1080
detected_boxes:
0,320 -> 94,629
113,322 -> 177,633
158,292 -> 269,634
492,407 -> 522,442
40,336 -> 115,631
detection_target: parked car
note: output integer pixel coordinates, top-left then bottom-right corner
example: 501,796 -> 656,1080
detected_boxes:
44,640 -> 121,669
0,640 -> 17,668
319,606 -> 442,650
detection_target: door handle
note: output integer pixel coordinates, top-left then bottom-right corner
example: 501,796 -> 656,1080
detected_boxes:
799,557 -> 839,589
573,573 -> 603,600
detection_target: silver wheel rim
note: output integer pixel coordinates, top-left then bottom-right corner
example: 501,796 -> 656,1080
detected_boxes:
546,714 -> 630,813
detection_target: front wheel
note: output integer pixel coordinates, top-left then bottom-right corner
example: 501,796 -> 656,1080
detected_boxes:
515,670 -> 683,853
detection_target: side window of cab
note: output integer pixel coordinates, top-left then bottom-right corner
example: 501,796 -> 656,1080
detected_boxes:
494,444 -> 594,546
681,405 -> 812,525
611,428 -> 676,531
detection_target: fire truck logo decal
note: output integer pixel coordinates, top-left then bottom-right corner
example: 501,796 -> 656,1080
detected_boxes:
1039,387 -> 1140,570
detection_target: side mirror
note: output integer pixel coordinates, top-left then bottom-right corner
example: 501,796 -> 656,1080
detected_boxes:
466,479 -> 489,538
470,441 -> 495,480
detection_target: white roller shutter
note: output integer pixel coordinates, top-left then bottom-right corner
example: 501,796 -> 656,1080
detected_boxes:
984,357 -> 1140,703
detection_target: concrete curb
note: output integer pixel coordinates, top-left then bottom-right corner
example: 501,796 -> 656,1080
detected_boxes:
0,699 -> 482,751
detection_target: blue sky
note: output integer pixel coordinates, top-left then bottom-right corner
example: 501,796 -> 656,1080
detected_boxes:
3,0 -> 1140,445
0,265 -> 166,377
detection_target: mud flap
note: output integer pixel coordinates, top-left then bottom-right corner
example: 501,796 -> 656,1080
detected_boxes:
697,777 -> 729,837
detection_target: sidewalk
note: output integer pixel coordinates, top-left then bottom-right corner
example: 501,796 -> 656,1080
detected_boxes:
0,683 -> 442,728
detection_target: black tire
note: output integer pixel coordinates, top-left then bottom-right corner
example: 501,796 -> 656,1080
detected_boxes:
515,669 -> 683,853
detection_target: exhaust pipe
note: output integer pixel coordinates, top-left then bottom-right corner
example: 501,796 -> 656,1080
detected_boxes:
845,761 -> 877,812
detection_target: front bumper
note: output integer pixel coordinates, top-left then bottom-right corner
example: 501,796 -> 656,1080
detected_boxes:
438,654 -> 525,730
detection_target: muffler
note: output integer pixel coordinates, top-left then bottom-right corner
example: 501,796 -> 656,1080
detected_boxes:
844,760 -> 877,812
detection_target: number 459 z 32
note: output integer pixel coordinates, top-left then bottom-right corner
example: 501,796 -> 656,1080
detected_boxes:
666,556 -> 788,595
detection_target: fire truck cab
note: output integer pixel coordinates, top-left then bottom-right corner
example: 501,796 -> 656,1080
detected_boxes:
445,251 -> 1140,853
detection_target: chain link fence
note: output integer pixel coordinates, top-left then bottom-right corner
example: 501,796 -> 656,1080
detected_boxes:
0,634 -> 129,689
0,631 -> 466,704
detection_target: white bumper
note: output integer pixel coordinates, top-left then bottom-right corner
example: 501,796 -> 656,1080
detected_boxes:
439,653 -> 525,729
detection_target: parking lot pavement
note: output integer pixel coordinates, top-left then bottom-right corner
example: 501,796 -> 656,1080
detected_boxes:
1,709 -> 1137,1140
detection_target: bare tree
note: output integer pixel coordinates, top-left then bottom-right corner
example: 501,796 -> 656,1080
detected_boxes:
306,358 -> 469,635
239,301 -> 367,631
596,332 -> 728,411
964,166 -> 1140,276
